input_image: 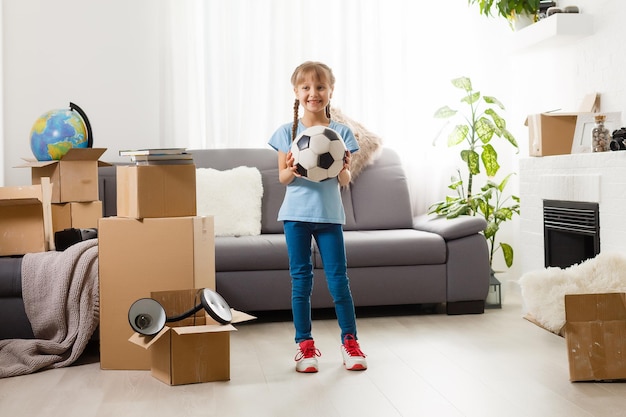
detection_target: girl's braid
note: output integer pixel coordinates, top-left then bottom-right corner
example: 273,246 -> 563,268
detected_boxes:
292,99 -> 299,141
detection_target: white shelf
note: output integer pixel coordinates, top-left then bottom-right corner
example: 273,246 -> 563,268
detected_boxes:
513,13 -> 593,52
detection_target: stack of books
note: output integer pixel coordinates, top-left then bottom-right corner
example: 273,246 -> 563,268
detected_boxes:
118,148 -> 193,165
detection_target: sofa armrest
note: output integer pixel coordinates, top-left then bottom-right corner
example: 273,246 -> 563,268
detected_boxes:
412,214 -> 486,241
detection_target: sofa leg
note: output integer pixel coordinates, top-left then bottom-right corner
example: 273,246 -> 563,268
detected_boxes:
446,300 -> 485,315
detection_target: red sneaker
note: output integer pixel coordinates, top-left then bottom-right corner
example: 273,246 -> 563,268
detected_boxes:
341,334 -> 367,371
295,339 -> 321,373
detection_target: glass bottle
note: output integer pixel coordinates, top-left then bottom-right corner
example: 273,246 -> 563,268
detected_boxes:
592,114 -> 610,152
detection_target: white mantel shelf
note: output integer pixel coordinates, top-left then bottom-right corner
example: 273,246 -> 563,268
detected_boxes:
513,13 -> 594,52
519,152 -> 626,276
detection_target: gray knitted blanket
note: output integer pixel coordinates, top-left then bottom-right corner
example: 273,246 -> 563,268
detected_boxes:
0,239 -> 99,378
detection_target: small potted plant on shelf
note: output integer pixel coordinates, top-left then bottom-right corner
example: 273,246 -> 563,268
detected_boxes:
429,76 -> 520,270
468,0 -> 541,29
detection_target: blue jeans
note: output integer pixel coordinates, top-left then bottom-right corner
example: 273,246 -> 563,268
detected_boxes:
283,221 -> 357,344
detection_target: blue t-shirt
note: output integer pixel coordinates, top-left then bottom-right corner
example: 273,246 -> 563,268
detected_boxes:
268,120 -> 359,224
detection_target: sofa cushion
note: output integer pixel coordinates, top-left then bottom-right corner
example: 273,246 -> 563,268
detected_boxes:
314,229 -> 446,268
343,148 -> 413,231
215,234 -> 291,271
196,166 -> 263,236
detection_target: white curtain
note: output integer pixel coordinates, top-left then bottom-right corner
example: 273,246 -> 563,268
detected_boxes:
159,0 -> 512,215
0,3 -> 4,187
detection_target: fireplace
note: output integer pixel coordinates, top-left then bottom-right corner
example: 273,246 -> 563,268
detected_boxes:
543,200 -> 600,268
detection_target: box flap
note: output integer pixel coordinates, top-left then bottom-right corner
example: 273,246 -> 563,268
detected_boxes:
579,93 -> 600,113
231,309 -> 257,324
15,147 -> 108,168
172,324 -> 237,335
0,184 -> 43,201
0,198 -> 41,207
15,159 -> 58,168
59,147 -> 107,161
128,326 -> 170,349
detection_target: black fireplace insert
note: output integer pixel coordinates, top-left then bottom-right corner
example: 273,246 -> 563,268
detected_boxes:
543,200 -> 600,268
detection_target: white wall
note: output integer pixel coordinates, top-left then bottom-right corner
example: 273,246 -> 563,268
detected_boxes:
2,0 -> 162,187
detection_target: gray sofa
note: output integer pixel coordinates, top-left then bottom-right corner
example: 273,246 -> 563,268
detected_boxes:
0,147 -> 490,340
100,147 -> 490,315
0,257 -> 35,339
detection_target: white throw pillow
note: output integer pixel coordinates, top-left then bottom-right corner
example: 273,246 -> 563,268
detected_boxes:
196,166 -> 263,237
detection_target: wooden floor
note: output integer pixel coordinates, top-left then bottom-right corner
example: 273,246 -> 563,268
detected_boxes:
2,290 -> 626,417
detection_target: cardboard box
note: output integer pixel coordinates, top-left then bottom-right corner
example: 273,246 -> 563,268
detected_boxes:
51,201 -> 102,233
98,215 -> 215,370
0,178 -> 54,255
128,289 -> 254,386
564,293 -> 626,382
525,112 -> 580,156
526,93 -> 600,156
17,148 -> 110,203
116,164 -> 197,219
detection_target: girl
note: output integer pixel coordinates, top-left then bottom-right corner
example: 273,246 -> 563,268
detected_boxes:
268,61 -> 367,373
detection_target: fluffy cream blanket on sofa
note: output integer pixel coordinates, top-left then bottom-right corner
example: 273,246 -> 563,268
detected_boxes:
330,107 -> 383,181
519,252 -> 626,334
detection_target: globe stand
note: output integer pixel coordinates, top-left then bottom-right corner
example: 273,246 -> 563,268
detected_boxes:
69,102 -> 93,148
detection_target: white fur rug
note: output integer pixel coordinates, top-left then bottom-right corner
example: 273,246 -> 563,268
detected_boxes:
519,252 -> 626,334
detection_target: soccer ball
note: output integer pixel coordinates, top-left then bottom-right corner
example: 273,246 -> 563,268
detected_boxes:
290,125 -> 347,182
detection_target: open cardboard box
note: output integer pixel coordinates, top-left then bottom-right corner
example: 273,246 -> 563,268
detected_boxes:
16,148 -> 110,203
98,215 -> 215,370
564,292 -> 626,382
129,289 -> 255,386
525,93 -> 600,156
0,178 -> 54,255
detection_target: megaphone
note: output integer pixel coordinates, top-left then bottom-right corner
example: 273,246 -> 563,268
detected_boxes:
128,288 -> 232,336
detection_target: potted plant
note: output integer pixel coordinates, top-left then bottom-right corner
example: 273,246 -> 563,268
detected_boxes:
429,76 -> 520,270
468,0 -> 541,29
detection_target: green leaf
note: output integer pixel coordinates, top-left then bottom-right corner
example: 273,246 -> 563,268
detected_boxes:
461,149 -> 480,175
485,108 -> 506,130
501,243 -> 514,268
448,125 -> 469,146
448,203 -> 470,218
434,106 -> 457,119
461,91 -> 480,106
497,173 -> 515,192
483,95 -> 505,110
448,179 -> 463,191
475,117 -> 495,143
451,77 -> 472,91
481,144 -> 499,177
484,221 -> 498,239
494,207 -> 513,221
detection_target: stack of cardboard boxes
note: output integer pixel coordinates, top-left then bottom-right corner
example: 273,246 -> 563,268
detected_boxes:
1,148 -> 107,256
30,148 -> 107,237
97,157 -> 227,385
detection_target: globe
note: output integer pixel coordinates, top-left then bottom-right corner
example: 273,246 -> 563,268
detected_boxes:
29,102 -> 92,161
